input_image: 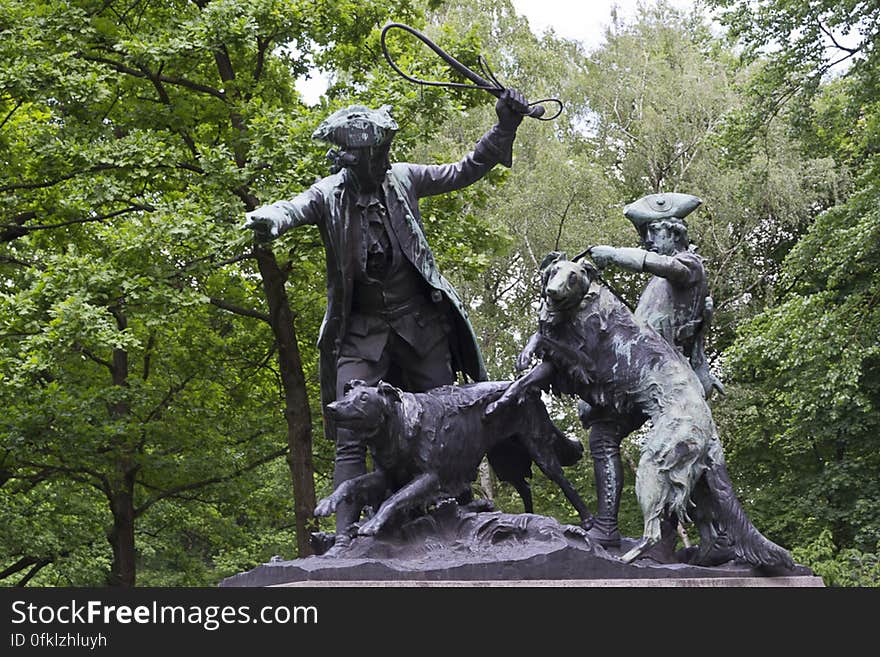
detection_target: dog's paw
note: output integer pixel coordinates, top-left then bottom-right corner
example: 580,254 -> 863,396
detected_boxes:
357,518 -> 382,536
486,394 -> 516,417
486,393 -> 520,418
314,496 -> 337,517
357,525 -> 377,537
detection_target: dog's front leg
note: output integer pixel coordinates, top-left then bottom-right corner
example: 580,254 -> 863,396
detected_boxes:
314,470 -> 387,518
358,473 -> 440,536
485,360 -> 556,418
515,332 -> 541,371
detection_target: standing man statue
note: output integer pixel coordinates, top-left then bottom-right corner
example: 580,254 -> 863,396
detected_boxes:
243,90 -> 530,551
579,192 -> 723,547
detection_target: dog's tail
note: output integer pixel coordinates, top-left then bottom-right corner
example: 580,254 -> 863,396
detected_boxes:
705,463 -> 795,570
552,425 -> 583,467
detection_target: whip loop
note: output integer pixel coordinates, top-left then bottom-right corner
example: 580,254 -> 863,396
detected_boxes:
380,22 -> 563,121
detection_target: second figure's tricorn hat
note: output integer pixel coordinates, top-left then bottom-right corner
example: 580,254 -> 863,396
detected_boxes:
623,192 -> 702,238
311,104 -> 399,148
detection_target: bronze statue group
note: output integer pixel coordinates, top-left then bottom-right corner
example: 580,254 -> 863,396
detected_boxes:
243,90 -> 794,570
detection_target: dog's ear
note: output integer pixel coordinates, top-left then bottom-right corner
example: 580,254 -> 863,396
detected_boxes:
540,251 -> 566,289
343,379 -> 366,395
377,381 -> 403,403
540,251 -> 566,273
578,260 -> 598,285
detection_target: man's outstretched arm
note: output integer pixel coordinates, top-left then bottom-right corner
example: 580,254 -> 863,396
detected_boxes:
241,186 -> 325,242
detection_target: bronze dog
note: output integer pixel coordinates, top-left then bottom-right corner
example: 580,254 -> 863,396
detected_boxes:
489,253 -> 794,569
315,379 -> 593,537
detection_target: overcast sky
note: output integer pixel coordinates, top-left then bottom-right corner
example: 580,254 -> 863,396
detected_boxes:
509,0 -> 696,50
296,0 -> 698,103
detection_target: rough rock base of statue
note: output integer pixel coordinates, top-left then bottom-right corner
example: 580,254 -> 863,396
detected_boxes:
219,501 -> 818,587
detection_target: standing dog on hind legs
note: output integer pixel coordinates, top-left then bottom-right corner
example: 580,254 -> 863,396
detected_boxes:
488,252 -> 794,569
315,379 -> 592,539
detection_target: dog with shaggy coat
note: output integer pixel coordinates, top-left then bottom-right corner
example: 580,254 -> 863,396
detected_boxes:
488,252 -> 794,569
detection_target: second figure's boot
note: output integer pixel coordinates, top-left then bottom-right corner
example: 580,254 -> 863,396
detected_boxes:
587,454 -> 623,547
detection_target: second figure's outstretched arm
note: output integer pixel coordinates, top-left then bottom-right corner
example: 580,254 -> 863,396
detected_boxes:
588,245 -> 693,285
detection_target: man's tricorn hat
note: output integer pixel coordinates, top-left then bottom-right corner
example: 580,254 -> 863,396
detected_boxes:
623,192 -> 702,238
312,104 -> 399,148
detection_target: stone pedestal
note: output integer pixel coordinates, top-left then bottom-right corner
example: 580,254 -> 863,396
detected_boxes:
219,504 -> 820,587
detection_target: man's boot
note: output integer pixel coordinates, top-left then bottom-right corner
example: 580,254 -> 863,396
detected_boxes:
583,417 -> 625,548
322,430 -> 365,557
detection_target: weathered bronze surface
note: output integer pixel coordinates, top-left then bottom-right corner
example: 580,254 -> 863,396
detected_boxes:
243,91 -> 531,540
490,252 -> 794,569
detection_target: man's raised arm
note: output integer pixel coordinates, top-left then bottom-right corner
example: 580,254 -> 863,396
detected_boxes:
407,88 -> 530,197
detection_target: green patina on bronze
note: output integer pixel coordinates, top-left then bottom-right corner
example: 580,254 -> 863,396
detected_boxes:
311,105 -> 399,147
489,253 -> 794,569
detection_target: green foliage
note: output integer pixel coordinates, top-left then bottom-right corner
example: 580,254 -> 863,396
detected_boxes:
720,171 -> 880,554
2,0 -> 877,588
792,530 -> 880,587
0,481 -> 109,585
707,0 -> 880,155
710,0 -> 880,586
581,2 -> 736,196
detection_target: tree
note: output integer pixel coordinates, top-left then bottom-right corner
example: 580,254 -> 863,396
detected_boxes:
717,165 -> 880,581
0,201 -> 291,585
707,0 -> 880,143
706,0 -> 880,584
0,0 -> 428,585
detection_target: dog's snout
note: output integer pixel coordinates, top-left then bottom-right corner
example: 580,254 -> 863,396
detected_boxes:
325,401 -> 340,418
545,279 -> 565,300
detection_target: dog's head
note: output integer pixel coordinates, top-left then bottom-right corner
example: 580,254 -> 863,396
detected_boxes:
539,251 -> 597,318
325,380 -> 403,432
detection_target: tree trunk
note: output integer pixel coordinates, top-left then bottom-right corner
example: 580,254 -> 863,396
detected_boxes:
255,245 -> 318,556
106,308 -> 139,586
197,9 -> 318,554
107,487 -> 137,587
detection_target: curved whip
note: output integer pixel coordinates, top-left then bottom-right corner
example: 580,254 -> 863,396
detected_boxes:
380,22 -> 563,121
